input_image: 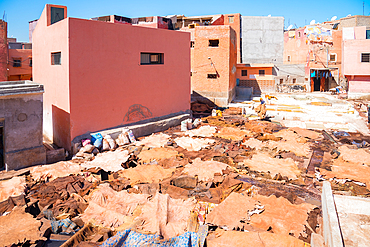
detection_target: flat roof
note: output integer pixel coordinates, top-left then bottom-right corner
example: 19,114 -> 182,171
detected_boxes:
0,80 -> 44,97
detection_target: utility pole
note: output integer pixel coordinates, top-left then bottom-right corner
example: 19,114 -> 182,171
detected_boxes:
364,1 -> 365,16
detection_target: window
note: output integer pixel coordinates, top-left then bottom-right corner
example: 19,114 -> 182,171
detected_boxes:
287,55 -> 291,62
13,58 -> 21,67
29,57 -> 32,67
207,74 -> 217,79
280,79 -> 284,84
209,39 -> 219,47
228,16 -> 234,23
330,53 -> 336,62
366,30 -> 370,39
51,52 -> 61,65
241,70 -> 248,76
190,41 -> 194,48
361,53 -> 370,63
50,7 -> 65,25
140,53 -> 164,65
293,78 -> 296,83
259,70 -> 265,76
298,32 -> 301,38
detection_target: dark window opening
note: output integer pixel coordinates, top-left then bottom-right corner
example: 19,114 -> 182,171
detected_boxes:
280,79 -> 284,84
366,30 -> 370,39
228,16 -> 234,23
361,53 -> 370,63
293,78 -> 296,83
330,54 -> 336,62
241,70 -> 248,76
287,56 -> 291,62
207,74 -> 217,79
190,72 -> 192,76
13,59 -> 21,67
190,41 -> 194,48
259,70 -> 265,76
51,52 -> 61,65
29,58 -> 32,67
141,53 -> 164,65
209,39 -> 219,47
51,7 -> 65,25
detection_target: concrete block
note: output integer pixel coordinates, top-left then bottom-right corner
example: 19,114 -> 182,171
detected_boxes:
71,112 -> 191,154
6,145 -> 46,170
321,181 -> 344,247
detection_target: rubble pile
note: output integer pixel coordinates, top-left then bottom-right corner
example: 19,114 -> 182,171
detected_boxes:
1,109 -> 370,246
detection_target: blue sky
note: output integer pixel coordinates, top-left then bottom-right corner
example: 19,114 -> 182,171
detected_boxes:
0,0 -> 369,42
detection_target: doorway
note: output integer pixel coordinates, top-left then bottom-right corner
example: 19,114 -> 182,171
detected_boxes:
313,77 -> 321,91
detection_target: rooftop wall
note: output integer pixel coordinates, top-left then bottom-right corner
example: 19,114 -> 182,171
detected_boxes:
241,16 -> 284,64
68,18 -> 190,143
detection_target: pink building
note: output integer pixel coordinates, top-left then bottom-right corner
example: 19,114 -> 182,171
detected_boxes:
342,26 -> 370,98
33,4 -> 190,151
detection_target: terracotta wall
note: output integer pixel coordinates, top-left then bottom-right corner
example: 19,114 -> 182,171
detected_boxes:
8,49 -> 32,80
236,66 -> 274,81
184,25 -> 235,106
33,5 -> 190,150
0,21 -> 7,81
223,14 -> 241,63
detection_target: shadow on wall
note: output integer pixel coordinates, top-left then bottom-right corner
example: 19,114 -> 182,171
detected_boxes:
238,80 -> 262,97
52,105 -> 71,150
191,91 -> 217,108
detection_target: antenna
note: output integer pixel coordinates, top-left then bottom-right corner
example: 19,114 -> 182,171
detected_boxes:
331,16 -> 337,21
310,19 -> 315,25
287,24 -> 293,30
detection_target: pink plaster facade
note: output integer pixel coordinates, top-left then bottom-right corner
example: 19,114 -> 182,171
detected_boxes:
343,26 -> 370,96
33,4 -> 190,150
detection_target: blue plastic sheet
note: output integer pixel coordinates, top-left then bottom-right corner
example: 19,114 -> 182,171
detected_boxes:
100,225 -> 208,247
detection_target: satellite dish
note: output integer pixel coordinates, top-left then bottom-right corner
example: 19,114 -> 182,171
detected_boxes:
310,19 -> 315,25
331,16 -> 337,21
347,14 -> 352,17
268,14 -> 271,17
287,24 -> 293,30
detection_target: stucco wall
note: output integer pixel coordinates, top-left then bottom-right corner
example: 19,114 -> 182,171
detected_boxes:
343,27 -> 370,76
0,92 -> 45,170
67,18 -> 190,143
32,5 -> 70,149
242,16 -> 284,64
